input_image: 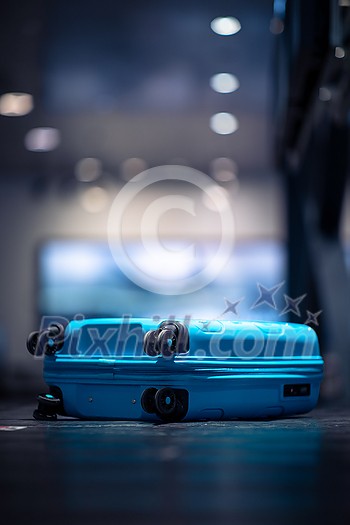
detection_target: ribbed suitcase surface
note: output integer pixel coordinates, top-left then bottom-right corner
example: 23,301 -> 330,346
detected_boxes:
30,318 -> 323,422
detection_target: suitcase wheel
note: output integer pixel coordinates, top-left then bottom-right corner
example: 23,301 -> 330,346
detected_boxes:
140,387 -> 158,414
26,323 -> 66,356
156,329 -> 177,357
143,330 -> 161,357
43,323 -> 65,355
26,331 -> 40,356
141,387 -> 189,422
143,321 -> 189,357
33,393 -> 62,421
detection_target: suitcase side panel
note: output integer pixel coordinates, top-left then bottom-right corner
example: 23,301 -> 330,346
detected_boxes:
42,318 -> 323,421
45,359 -> 323,420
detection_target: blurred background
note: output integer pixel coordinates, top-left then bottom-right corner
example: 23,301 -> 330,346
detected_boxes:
0,0 -> 349,399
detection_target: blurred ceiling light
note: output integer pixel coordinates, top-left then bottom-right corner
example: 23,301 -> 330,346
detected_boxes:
210,112 -> 239,135
121,157 -> 148,181
211,157 -> 238,182
210,73 -> 239,94
79,186 -> 108,213
319,87 -> 332,101
202,185 -> 230,212
335,46 -> 345,58
0,92 -> 33,116
24,127 -> 60,152
75,157 -> 102,182
210,17 -> 241,36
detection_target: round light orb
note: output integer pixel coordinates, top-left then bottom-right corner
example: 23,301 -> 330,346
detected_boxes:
210,17 -> 241,36
210,112 -> 239,135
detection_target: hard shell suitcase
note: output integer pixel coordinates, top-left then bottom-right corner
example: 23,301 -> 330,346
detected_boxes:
28,317 -> 324,422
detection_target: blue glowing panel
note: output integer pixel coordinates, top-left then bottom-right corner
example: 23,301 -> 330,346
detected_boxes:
38,240 -> 286,321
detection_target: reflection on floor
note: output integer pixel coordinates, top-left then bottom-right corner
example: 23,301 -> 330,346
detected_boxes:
0,402 -> 349,525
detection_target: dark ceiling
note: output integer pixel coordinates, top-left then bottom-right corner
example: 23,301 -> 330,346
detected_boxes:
0,0 -> 274,178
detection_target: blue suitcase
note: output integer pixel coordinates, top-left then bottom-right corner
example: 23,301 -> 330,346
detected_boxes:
27,318 -> 323,422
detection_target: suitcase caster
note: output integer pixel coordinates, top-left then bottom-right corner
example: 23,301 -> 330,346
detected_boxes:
143,321 -> 189,357
155,387 -> 178,416
143,327 -> 178,357
33,393 -> 61,421
141,387 -> 189,422
27,323 -> 65,356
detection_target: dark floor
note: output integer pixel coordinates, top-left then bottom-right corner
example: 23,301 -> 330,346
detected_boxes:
1,400 -> 350,525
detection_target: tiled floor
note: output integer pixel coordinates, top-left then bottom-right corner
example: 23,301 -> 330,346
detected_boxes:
1,401 -> 350,525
